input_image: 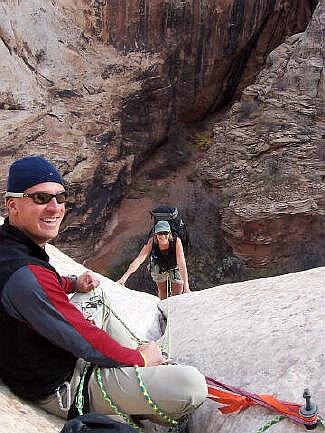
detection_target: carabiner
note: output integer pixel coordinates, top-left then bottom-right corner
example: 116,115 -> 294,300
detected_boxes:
55,381 -> 71,412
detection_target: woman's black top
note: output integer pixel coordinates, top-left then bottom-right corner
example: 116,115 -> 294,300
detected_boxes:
151,236 -> 177,272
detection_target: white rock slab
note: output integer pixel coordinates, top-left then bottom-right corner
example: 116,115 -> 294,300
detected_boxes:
159,267 -> 325,433
0,384 -> 64,433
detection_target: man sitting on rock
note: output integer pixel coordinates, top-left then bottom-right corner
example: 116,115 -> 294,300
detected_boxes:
0,156 -> 207,427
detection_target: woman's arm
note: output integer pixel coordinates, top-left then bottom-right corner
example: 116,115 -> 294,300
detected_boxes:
175,237 -> 190,292
117,238 -> 153,286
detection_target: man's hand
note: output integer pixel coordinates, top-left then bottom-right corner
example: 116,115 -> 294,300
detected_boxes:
76,271 -> 100,293
138,342 -> 166,366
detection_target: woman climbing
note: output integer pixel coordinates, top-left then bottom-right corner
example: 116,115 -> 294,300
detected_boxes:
117,220 -> 190,300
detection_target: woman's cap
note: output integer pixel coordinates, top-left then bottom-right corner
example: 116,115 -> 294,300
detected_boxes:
154,220 -> 171,233
7,156 -> 65,193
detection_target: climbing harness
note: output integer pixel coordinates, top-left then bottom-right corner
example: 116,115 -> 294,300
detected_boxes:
206,376 -> 324,431
55,381 -> 72,412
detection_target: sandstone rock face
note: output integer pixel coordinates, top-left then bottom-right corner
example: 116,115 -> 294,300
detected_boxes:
81,0 -> 314,121
0,224 -> 323,433
0,0 -> 315,262
0,0 -> 172,261
0,383 -> 64,433
198,0 -> 325,271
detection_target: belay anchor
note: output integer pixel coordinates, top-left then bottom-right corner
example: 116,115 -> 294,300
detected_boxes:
206,376 -> 324,431
300,388 -> 318,430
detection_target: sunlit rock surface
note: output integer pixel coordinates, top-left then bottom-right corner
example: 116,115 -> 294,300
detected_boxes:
160,267 -> 324,433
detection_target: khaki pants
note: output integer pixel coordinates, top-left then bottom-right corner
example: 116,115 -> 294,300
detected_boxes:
39,289 -> 207,424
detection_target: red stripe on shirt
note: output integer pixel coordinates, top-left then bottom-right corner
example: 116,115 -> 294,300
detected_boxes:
28,264 -> 144,367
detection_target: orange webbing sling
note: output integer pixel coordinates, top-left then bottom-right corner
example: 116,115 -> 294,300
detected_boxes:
206,376 -> 320,428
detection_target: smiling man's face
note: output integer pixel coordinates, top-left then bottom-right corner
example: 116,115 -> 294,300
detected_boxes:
7,182 -> 66,246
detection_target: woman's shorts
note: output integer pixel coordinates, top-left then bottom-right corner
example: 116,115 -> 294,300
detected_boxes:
149,263 -> 183,284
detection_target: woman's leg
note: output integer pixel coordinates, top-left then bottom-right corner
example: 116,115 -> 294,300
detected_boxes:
150,263 -> 168,300
156,281 -> 167,300
169,269 -> 184,297
171,282 -> 183,296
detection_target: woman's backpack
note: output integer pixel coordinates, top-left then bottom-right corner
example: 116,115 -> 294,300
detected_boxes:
149,205 -> 189,255
60,413 -> 138,433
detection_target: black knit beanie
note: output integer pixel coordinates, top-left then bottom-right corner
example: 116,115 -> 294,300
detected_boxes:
7,156 -> 64,192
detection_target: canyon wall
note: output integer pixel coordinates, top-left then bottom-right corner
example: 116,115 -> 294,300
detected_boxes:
64,0 -> 314,120
0,0 -> 316,264
198,0 -> 325,270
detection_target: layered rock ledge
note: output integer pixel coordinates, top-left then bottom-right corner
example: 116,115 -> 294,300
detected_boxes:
198,0 -> 325,270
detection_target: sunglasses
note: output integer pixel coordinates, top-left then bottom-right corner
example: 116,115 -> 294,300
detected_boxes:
156,231 -> 170,236
5,191 -> 67,205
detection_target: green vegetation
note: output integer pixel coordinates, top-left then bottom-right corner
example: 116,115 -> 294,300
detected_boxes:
35,48 -> 46,63
193,133 -> 214,151
215,255 -> 248,284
